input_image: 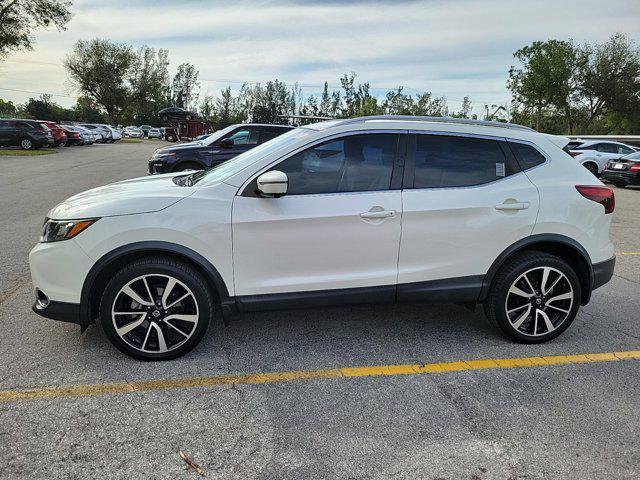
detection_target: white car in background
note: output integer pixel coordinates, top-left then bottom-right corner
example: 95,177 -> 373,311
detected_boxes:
124,126 -> 143,138
147,128 -> 162,139
29,116 -> 616,360
569,140 -> 638,176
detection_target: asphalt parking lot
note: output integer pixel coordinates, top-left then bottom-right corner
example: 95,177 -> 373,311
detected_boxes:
0,142 -> 639,480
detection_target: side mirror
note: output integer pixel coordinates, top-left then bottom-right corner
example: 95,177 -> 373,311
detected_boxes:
256,170 -> 288,197
219,137 -> 234,149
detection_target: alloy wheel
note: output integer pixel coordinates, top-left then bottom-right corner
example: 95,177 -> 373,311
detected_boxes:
20,139 -> 33,150
111,274 -> 199,354
504,266 -> 574,337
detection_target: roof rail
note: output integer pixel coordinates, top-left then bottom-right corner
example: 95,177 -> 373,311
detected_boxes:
330,115 -> 534,132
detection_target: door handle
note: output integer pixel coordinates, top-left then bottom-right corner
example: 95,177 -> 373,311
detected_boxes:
495,202 -> 530,211
360,210 -> 395,219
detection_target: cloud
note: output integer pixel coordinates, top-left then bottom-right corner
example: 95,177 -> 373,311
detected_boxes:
1,0 -> 639,113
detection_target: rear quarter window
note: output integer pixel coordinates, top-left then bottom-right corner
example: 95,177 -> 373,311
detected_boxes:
508,142 -> 547,170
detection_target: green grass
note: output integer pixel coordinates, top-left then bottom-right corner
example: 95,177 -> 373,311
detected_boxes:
0,148 -> 56,156
120,138 -> 143,143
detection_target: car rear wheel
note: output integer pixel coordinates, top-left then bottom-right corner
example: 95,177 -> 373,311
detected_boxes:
99,256 -> 213,360
583,162 -> 599,177
19,138 -> 34,150
484,252 -> 581,343
166,133 -> 177,142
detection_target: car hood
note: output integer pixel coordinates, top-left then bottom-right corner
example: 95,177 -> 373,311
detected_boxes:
157,142 -> 203,153
48,173 -> 194,219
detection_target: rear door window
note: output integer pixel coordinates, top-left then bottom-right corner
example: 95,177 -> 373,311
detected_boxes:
410,134 -> 515,188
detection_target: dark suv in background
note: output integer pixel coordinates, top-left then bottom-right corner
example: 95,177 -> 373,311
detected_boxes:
148,123 -> 294,174
0,119 -> 54,150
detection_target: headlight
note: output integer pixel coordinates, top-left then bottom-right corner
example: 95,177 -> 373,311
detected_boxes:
153,152 -> 176,159
41,218 -> 98,243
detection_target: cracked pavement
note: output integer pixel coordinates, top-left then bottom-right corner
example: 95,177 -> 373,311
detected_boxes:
0,142 -> 639,479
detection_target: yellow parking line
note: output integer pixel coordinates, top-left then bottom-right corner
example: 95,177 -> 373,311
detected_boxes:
616,252 -> 640,255
1,350 -> 639,403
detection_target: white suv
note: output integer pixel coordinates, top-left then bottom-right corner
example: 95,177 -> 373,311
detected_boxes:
569,140 -> 637,176
30,116 -> 616,360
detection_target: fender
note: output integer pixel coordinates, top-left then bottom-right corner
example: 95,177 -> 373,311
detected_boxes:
478,234 -> 593,301
79,241 -> 231,322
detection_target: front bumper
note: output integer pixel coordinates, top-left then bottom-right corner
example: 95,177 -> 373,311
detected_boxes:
593,256 -> 615,291
148,160 -> 169,174
32,299 -> 85,324
29,239 -> 95,324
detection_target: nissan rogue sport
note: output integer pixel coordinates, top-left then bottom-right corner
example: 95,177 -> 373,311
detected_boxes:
29,116 -> 616,360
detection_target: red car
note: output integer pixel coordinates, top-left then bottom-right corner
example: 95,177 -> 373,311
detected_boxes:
38,120 -> 68,147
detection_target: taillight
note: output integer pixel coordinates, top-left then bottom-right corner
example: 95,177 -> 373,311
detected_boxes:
575,185 -> 615,214
569,151 -> 581,157
630,163 -> 640,172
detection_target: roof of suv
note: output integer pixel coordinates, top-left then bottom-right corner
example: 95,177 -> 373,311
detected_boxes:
307,115 -> 534,132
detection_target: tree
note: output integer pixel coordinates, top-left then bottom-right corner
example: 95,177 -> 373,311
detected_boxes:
123,46 -> 171,124
0,97 -> 17,116
508,40 -> 578,132
172,63 -> 199,110
0,0 -> 72,58
64,39 -> 136,123
23,94 -> 57,120
576,33 -> 640,132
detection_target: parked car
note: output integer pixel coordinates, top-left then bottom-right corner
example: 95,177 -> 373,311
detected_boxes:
163,120 -> 212,142
147,128 -> 162,139
103,125 -> 122,142
140,125 -> 152,137
60,125 -> 85,146
38,120 -> 67,147
158,107 -> 197,122
30,116 -> 616,360
123,126 -> 143,138
0,119 -> 54,149
601,150 -> 640,188
79,124 -> 111,143
67,125 -> 96,145
148,124 -> 294,174
569,140 -> 638,176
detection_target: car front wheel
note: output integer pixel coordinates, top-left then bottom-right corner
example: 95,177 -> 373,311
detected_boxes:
484,252 -> 581,343
99,256 -> 213,360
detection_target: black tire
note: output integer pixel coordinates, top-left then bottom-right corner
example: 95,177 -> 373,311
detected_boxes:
166,134 -> 177,142
99,256 -> 213,360
583,162 -> 599,177
483,251 -> 581,343
19,137 -> 34,150
173,161 -> 202,172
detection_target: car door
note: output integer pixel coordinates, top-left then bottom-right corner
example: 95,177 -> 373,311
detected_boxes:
397,133 -> 540,301
0,120 -> 14,146
232,132 -> 404,301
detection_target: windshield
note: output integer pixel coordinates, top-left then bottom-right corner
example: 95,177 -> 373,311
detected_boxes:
200,125 -> 238,146
186,127 -> 314,186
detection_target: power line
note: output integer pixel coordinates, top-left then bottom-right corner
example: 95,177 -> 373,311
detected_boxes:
0,86 -> 76,98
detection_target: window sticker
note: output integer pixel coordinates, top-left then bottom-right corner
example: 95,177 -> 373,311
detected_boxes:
496,162 -> 506,177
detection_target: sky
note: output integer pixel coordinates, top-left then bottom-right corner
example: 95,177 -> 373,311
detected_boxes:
1,0 -> 639,115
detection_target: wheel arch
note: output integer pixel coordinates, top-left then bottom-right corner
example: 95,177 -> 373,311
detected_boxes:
172,159 -> 205,172
479,234 -> 593,306
581,159 -> 601,173
80,241 -> 231,323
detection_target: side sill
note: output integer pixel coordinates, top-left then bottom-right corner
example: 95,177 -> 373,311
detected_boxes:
236,285 -> 396,313
397,276 -> 484,303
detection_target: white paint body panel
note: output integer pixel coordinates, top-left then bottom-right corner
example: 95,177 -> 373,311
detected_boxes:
398,172 -> 539,283
232,191 -> 402,295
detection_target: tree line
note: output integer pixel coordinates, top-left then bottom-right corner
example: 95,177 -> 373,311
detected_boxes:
1,31 -> 638,134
